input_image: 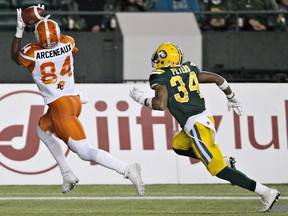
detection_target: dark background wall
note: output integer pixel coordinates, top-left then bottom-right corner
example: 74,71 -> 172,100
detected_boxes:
202,32 -> 288,82
203,32 -> 288,71
1,31 -> 288,83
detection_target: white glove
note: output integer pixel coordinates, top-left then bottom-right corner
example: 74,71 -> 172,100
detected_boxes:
129,87 -> 145,105
15,8 -> 25,38
78,89 -> 89,104
37,4 -> 45,10
227,94 -> 243,116
37,4 -> 47,22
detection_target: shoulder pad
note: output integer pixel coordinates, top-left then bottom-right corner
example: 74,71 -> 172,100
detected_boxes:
60,34 -> 73,43
151,68 -> 165,75
189,62 -> 196,66
20,43 -> 42,59
60,34 -> 78,52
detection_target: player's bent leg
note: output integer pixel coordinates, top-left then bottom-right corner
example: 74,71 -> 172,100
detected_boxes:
172,129 -> 198,158
216,166 -> 256,191
67,138 -> 127,173
173,147 -> 197,158
173,128 -> 234,172
37,126 -> 79,193
172,130 -> 191,148
37,126 -> 71,174
205,153 -> 227,176
68,137 -> 145,196
216,166 -> 281,212
183,118 -> 280,212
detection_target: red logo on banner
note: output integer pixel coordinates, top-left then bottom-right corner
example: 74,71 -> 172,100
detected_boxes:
0,90 -> 69,174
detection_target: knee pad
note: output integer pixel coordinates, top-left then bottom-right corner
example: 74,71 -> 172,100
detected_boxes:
68,138 -> 98,161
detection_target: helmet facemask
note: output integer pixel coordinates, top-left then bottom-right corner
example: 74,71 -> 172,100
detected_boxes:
151,51 -> 159,68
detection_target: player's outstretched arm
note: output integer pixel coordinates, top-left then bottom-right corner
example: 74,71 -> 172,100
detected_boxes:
199,71 -> 243,116
11,37 -> 22,65
11,8 -> 25,65
129,84 -> 168,111
198,71 -> 232,93
149,84 -> 168,110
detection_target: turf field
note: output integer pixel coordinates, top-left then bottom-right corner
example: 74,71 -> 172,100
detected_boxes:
0,184 -> 287,215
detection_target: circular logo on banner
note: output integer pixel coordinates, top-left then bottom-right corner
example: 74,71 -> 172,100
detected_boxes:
0,90 -> 70,174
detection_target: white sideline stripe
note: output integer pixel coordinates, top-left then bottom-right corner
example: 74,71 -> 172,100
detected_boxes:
0,196 -> 287,201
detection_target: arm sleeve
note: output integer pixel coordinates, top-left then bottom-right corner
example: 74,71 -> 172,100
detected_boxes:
18,43 -> 35,67
149,69 -> 165,89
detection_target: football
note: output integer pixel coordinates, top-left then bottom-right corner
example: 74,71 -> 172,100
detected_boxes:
21,5 -> 44,25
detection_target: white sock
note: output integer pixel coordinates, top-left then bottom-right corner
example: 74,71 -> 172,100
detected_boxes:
95,149 -> 128,175
68,138 -> 128,175
254,182 -> 269,196
37,126 -> 71,175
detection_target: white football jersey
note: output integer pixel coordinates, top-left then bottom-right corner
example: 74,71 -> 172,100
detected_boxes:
19,34 -> 79,104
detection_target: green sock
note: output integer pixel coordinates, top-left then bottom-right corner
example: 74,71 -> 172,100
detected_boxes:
216,167 -> 256,192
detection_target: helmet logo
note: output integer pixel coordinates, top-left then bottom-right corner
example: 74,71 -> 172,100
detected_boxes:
158,50 -> 167,59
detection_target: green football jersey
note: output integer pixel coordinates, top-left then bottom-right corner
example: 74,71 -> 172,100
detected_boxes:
149,61 -> 206,128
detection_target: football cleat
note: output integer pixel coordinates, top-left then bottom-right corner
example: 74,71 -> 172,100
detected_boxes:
224,156 -> 236,186
224,156 -> 236,169
62,170 -> 79,194
259,188 -> 280,213
124,163 -> 145,196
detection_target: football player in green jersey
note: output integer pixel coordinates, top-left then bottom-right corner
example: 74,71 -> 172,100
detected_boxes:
130,42 -> 280,212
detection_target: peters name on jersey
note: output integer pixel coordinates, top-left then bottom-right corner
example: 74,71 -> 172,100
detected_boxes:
170,64 -> 192,76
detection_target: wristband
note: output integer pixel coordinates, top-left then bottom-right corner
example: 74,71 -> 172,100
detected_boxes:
145,97 -> 153,110
226,92 -> 235,99
218,79 -> 229,91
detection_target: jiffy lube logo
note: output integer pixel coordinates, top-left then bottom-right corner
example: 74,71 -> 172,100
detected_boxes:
0,90 -> 69,174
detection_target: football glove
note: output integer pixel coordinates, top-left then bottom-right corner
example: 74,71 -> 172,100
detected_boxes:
129,87 -> 145,105
15,8 -> 25,38
227,94 -> 243,116
37,4 -> 45,10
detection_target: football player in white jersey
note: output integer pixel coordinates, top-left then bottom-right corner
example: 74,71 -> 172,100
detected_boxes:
11,8 -> 144,196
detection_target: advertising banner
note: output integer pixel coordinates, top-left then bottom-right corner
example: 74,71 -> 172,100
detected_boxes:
0,83 -> 287,185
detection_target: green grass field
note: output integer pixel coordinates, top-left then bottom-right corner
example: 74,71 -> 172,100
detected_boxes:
0,184 -> 287,216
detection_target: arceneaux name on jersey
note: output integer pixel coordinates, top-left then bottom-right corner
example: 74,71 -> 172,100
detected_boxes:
35,43 -> 72,60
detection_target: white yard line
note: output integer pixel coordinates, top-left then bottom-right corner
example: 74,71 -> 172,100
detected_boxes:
0,196 -> 287,200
